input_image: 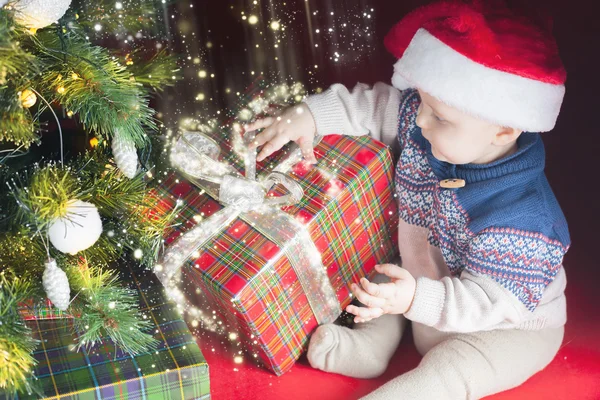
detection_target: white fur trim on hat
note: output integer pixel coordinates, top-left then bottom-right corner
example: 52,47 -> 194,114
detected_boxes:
391,29 -> 565,132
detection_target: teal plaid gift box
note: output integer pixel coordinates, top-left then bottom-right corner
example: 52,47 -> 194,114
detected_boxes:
1,266 -> 210,400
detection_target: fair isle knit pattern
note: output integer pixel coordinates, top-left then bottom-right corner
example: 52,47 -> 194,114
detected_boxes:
393,90 -> 569,311
394,96 -> 437,231
430,189 -> 472,275
466,228 -> 567,310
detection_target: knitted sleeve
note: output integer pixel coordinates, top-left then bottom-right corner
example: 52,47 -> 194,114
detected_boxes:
404,228 -> 568,332
302,82 -> 402,148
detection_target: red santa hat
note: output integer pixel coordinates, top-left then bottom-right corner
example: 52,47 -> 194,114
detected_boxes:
384,0 -> 566,132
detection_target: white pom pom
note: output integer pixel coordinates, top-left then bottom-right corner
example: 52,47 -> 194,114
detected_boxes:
13,0 -> 72,29
43,258 -> 71,311
48,199 -> 103,255
112,129 -> 139,179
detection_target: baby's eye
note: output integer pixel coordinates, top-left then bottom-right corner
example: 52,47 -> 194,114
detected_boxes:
434,114 -> 445,123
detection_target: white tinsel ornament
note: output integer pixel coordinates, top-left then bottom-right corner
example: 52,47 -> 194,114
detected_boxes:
112,129 -> 139,179
13,0 -> 72,29
48,199 -> 103,255
43,258 -> 70,311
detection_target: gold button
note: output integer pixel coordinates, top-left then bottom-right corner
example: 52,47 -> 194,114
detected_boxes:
439,178 -> 466,189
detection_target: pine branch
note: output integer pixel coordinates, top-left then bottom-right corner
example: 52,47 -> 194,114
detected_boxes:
30,29 -> 156,148
10,165 -> 80,229
125,49 -> 180,92
0,229 -> 47,283
73,148 -> 174,266
66,0 -> 164,33
80,166 -> 147,217
67,261 -> 159,355
0,10 -> 40,148
0,271 -> 39,394
0,9 -> 38,83
121,193 -> 178,266
70,234 -> 122,268
0,87 -> 39,149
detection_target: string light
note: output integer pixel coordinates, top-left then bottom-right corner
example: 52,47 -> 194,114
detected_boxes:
19,89 -> 37,108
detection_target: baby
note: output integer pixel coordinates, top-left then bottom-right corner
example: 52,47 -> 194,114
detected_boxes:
245,1 -> 569,399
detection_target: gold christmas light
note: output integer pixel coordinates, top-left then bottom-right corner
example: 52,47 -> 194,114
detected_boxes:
19,89 -> 37,108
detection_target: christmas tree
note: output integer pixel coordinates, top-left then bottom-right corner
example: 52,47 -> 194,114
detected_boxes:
0,0 -> 178,394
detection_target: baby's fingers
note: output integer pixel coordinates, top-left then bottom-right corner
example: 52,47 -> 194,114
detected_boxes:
360,278 -> 397,299
257,131 -> 295,162
244,117 -> 275,134
346,304 -> 383,322
297,136 -> 317,164
375,264 -> 410,280
253,126 -> 277,149
351,282 -> 386,309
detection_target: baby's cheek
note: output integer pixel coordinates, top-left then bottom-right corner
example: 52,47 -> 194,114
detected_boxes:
440,141 -> 470,164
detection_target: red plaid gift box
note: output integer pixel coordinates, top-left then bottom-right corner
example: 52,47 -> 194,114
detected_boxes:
155,133 -> 398,375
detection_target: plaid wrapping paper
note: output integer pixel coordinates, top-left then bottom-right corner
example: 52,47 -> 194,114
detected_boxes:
19,299 -> 73,320
157,133 -> 399,375
1,266 -> 210,400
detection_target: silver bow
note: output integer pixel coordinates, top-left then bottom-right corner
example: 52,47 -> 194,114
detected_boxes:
156,129 -> 342,325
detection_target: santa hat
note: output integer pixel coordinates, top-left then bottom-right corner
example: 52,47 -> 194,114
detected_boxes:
384,0 -> 566,132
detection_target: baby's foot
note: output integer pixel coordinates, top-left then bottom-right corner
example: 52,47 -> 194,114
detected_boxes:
307,314 -> 405,378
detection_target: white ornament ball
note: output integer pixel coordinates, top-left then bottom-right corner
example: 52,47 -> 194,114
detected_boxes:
48,199 -> 103,255
112,129 -> 139,179
43,258 -> 71,311
13,0 -> 72,29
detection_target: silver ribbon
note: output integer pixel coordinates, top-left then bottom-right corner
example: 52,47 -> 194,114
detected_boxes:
156,130 -> 341,324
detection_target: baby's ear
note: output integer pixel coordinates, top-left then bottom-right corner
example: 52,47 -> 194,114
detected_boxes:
493,126 -> 522,146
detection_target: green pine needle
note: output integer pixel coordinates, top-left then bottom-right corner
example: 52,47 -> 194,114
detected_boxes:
126,49 -> 180,92
67,263 -> 159,355
0,229 -> 47,282
0,87 -> 39,148
0,272 -> 39,394
81,167 -> 147,217
12,165 -> 80,228
0,9 -> 38,81
32,29 -> 156,148
0,10 -> 40,148
66,0 -> 164,33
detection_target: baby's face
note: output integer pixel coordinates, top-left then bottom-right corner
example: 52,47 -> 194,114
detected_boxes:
415,89 -> 517,165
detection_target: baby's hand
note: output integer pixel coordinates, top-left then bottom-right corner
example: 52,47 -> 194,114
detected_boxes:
244,103 -> 317,163
346,264 -> 417,323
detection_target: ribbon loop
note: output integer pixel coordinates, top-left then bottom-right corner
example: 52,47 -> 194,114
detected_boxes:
261,172 -> 304,207
219,175 -> 266,211
170,130 -> 239,183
